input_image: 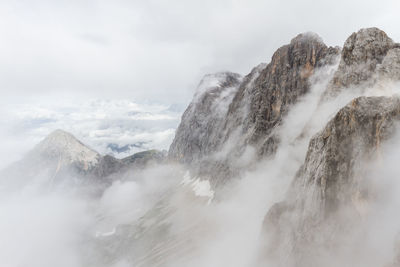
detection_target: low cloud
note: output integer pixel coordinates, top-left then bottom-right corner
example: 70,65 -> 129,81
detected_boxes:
0,98 -> 182,168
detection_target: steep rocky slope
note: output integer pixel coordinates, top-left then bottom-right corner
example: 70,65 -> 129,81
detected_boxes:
257,28 -> 400,267
261,96 -> 400,266
169,32 -> 340,185
223,33 -> 339,156
322,27 -> 400,99
77,27 -> 400,267
169,72 -> 242,164
168,27 -> 400,265
260,96 -> 400,267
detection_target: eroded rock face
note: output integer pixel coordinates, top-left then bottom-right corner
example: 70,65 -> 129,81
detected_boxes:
169,33 -> 339,186
323,28 -> 400,98
224,33 -> 340,157
260,96 -> 400,267
168,72 -> 243,164
378,48 -> 400,80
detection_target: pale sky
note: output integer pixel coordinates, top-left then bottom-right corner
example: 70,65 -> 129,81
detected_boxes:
1,0 -> 399,105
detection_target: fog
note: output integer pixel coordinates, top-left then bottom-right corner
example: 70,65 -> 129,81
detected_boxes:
2,55 -> 400,267
2,2 -> 400,264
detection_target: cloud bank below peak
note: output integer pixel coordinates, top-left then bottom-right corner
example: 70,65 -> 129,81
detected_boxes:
0,98 -> 182,169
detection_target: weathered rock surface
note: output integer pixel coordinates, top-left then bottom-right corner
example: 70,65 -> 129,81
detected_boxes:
168,72 -> 243,164
169,33 -> 340,186
224,33 -> 339,157
260,96 -> 400,267
377,47 -> 400,80
87,27 -> 400,267
322,28 -> 400,99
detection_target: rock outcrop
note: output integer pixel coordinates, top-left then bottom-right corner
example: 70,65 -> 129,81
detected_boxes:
377,47 -> 400,80
169,72 -> 243,164
169,33 -> 340,186
260,96 -> 400,266
89,27 -> 400,267
322,27 -> 400,99
254,27 -> 400,267
224,33 -> 339,156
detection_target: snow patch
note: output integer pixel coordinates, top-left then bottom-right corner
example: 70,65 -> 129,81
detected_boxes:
182,172 -> 214,204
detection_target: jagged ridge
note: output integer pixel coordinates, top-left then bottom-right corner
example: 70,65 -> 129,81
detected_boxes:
169,32 -> 340,186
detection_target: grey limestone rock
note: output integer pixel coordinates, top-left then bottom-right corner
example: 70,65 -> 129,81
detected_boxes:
168,72 -> 243,164
169,33 -> 339,186
224,33 -> 340,157
322,27 -> 400,99
261,96 -> 400,267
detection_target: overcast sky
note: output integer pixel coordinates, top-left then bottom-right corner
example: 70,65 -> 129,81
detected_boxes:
1,0 -> 400,106
1,0 -> 400,166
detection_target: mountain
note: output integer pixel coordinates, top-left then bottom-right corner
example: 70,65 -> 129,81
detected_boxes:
30,129 -> 101,172
257,28 -> 400,267
0,129 -> 166,189
169,32 -> 340,186
168,27 -> 400,191
323,27 -> 400,99
3,26 -> 400,267
169,71 -> 243,164
166,27 -> 400,266
261,96 -> 400,266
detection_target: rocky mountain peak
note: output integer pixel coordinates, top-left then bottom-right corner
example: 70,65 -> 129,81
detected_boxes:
33,129 -> 100,170
194,72 -> 242,101
289,31 -> 324,46
169,71 -> 242,164
224,31 -> 339,156
2,129 -> 168,189
289,32 -> 326,52
169,32 -> 340,185
342,27 -> 393,65
323,27 -> 400,98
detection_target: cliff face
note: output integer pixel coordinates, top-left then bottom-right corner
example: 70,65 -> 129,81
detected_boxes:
323,28 -> 400,99
168,72 -> 243,164
261,96 -> 400,266
167,27 -> 400,265
91,27 -> 400,266
256,28 -> 400,267
295,96 -> 400,219
169,33 -> 339,185
224,33 -> 339,156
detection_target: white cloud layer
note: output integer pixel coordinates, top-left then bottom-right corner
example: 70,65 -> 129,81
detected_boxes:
0,98 -> 182,168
